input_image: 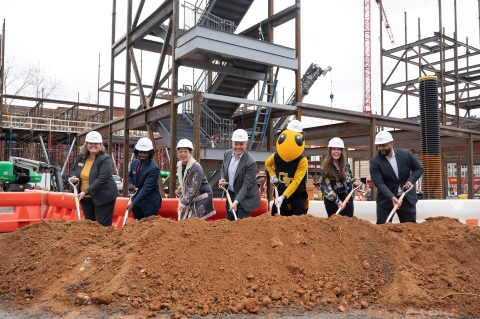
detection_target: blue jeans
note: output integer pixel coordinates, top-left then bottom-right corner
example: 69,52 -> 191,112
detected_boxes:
226,190 -> 251,221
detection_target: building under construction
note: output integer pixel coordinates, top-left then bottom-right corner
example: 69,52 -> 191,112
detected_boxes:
1,0 -> 479,199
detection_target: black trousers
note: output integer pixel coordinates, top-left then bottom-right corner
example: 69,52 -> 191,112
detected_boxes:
132,206 -> 158,220
324,193 -> 354,218
80,197 -> 115,227
376,197 -> 416,224
271,193 -> 307,216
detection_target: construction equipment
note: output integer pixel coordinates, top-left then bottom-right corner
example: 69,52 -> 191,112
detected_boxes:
0,157 -> 64,192
272,63 -> 332,134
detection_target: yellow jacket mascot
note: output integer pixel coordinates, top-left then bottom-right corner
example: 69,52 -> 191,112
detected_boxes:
265,120 -> 309,216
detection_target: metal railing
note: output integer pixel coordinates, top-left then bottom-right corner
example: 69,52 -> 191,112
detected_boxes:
193,60 -> 229,93
2,115 -> 100,133
1,115 -> 148,138
183,1 -> 237,33
182,99 -> 234,148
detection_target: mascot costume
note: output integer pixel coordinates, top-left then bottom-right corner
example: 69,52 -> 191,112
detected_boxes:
265,120 -> 309,216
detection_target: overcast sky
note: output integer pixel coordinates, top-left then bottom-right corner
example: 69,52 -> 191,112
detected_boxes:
2,0 -> 480,127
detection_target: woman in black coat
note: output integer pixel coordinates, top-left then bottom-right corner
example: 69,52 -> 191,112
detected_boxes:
69,131 -> 118,226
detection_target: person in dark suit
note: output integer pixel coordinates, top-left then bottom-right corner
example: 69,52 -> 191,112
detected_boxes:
219,129 -> 260,220
127,137 -> 161,220
369,131 -> 424,224
70,131 -> 118,226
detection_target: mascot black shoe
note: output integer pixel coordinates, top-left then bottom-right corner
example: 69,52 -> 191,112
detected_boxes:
265,119 -> 309,216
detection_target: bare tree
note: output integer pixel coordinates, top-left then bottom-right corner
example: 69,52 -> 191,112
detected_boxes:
2,59 -> 62,114
25,61 -> 61,99
2,57 -> 31,113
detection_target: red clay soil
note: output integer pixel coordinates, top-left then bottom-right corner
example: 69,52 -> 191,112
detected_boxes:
0,215 -> 479,318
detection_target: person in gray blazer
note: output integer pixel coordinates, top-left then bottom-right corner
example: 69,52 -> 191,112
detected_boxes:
219,129 -> 260,220
369,131 -> 424,224
70,131 -> 118,226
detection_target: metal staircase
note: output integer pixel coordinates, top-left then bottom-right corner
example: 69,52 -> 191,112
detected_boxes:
157,114 -> 211,148
248,66 -> 279,150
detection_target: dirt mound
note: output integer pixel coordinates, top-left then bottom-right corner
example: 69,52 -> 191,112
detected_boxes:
0,215 -> 479,318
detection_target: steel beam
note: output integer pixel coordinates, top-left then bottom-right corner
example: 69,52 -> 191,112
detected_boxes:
203,93 -> 296,111
176,26 -> 298,70
180,59 -> 266,81
112,1 -> 173,57
240,3 -> 299,38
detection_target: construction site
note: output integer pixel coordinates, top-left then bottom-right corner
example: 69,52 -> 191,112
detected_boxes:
1,1 -> 480,318
0,0 -> 479,199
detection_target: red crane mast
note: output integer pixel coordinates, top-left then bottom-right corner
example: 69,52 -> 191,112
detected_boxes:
363,0 -> 395,114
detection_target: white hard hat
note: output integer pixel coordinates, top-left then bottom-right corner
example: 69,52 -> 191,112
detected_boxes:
286,120 -> 303,132
232,129 -> 249,142
176,139 -> 194,150
374,131 -> 394,144
85,131 -> 103,143
135,137 -> 154,151
328,137 -> 344,148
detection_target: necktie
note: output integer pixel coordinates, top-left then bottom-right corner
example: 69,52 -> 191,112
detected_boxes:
137,162 -> 143,177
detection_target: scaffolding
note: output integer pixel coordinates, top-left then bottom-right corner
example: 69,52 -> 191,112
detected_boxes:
380,2 -> 480,199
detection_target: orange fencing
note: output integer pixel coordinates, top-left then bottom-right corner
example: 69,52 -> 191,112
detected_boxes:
44,192 -> 84,221
0,192 -> 269,232
0,192 -> 43,232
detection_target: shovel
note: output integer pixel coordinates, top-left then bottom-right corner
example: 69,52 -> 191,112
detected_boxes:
69,179 -> 82,220
386,184 -> 415,223
335,183 -> 363,215
219,183 -> 237,220
122,188 -> 138,227
273,183 -> 281,216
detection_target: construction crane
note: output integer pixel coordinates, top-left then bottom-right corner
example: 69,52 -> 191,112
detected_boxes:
376,0 -> 395,45
272,64 -> 332,134
364,0 -> 395,114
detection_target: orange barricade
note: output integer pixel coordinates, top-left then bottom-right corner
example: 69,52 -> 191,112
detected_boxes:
466,219 -> 478,227
44,192 -> 84,221
210,198 -> 268,220
0,193 -> 270,232
159,199 -> 181,221
117,198 -> 269,228
111,197 -> 131,228
0,192 -> 43,232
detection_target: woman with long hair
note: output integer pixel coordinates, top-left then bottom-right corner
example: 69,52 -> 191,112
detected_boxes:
320,137 -> 360,217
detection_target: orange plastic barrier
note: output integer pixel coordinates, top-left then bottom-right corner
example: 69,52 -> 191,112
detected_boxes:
118,198 -> 269,228
155,198 -> 268,221
0,192 -> 43,232
44,192 -> 84,221
210,198 -> 269,220
466,219 -> 478,227
111,197 -> 131,228
0,193 -> 269,232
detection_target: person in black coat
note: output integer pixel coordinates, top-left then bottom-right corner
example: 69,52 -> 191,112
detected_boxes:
127,137 -> 161,220
369,131 -> 424,224
70,131 -> 118,226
